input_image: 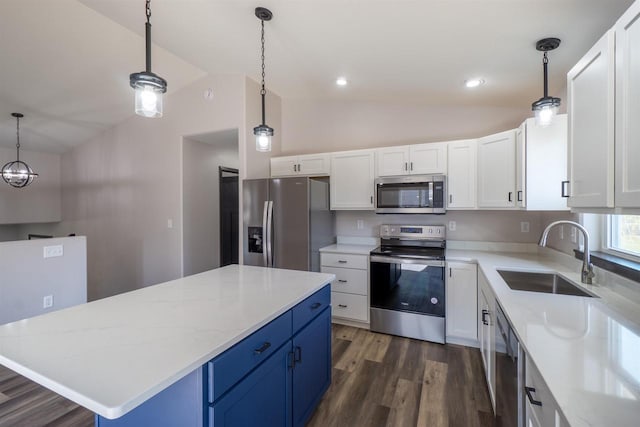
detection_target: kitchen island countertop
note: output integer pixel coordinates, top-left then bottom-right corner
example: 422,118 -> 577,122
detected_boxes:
0,265 -> 334,419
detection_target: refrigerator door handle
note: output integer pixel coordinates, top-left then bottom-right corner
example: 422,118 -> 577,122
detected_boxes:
267,201 -> 274,267
262,201 -> 269,266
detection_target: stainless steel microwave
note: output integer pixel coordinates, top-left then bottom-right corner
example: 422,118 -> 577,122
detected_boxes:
374,175 -> 446,214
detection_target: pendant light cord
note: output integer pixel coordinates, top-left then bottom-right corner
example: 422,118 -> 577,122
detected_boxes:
145,0 -> 152,72
542,51 -> 549,98
260,18 -> 266,125
15,115 -> 20,162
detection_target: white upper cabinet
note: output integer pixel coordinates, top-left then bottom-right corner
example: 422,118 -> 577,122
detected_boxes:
330,150 -> 375,210
615,1 -> 640,207
517,115 -> 569,211
567,30 -> 616,208
376,146 -> 410,176
270,153 -> 330,177
477,130 -> 517,209
375,142 -> 447,177
447,139 -> 477,209
409,142 -> 447,175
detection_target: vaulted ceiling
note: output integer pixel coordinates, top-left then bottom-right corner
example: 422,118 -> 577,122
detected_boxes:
0,0 -> 634,153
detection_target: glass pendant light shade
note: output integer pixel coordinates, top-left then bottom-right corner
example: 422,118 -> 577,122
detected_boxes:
2,160 -> 37,188
532,96 -> 561,127
254,124 -> 274,152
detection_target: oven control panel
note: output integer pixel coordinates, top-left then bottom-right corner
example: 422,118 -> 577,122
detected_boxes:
380,224 -> 446,239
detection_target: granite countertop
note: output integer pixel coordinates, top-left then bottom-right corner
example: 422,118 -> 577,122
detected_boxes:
447,249 -> 640,427
0,265 -> 334,419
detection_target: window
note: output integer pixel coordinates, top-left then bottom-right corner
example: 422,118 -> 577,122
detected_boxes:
606,215 -> 640,261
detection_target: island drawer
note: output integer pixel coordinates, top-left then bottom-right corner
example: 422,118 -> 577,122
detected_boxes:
321,266 -> 367,295
292,285 -> 331,334
208,310 -> 292,403
321,253 -> 368,270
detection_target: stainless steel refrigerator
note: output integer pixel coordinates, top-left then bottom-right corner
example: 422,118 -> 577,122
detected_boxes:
243,177 -> 336,272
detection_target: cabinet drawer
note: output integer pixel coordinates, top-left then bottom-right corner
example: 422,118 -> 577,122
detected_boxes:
292,285 -> 331,335
331,292 -> 368,322
321,253 -> 368,270
321,267 -> 368,295
208,311 -> 292,402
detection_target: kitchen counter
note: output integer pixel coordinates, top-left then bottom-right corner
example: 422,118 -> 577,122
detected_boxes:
319,243 -> 378,255
0,265 -> 334,419
447,249 -> 640,427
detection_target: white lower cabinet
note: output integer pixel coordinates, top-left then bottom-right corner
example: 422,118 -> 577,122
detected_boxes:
525,357 -> 569,427
321,252 -> 369,324
478,271 -> 496,411
445,262 -> 478,344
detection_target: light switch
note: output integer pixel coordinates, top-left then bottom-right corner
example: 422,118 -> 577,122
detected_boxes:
520,222 -> 530,233
448,221 -> 456,231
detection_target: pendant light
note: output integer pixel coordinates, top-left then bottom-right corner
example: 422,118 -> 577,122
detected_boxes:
2,113 -> 38,188
531,38 -> 561,127
253,7 -> 274,152
129,0 -> 167,118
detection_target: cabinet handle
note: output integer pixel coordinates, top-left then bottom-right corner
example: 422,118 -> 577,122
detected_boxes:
561,180 -> 570,198
254,341 -> 271,355
294,346 -> 302,364
370,195 -> 374,204
508,192 -> 513,202
517,191 -> 523,202
293,164 -> 297,172
298,163 -> 301,172
410,162 -> 414,171
338,304 -> 348,308
449,194 -> 453,204
405,162 -> 408,171
338,279 -> 348,283
338,260 -> 348,264
482,309 -> 489,325
525,386 -> 542,406
310,302 -> 322,310
449,268 -> 452,278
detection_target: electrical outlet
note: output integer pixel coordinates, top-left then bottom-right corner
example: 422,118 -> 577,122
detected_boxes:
167,219 -> 173,229
43,245 -> 63,258
356,219 -> 364,230
449,221 -> 456,231
43,295 -> 53,309
520,222 -> 530,233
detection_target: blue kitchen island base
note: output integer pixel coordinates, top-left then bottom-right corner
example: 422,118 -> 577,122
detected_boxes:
96,285 -> 331,427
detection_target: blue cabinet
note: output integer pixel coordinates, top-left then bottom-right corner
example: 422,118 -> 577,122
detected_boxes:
96,285 -> 331,427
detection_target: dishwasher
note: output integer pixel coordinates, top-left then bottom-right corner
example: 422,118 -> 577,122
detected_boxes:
495,303 -> 525,427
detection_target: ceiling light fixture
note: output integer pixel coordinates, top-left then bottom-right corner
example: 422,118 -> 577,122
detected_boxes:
336,77 -> 348,86
253,7 -> 274,152
129,0 -> 167,118
532,38 -> 561,127
465,78 -> 485,88
2,113 -> 38,188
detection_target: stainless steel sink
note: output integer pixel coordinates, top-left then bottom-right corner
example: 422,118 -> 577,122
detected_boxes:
497,270 -> 595,297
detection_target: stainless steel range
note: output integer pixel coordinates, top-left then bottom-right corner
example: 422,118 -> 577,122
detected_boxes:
369,224 -> 446,344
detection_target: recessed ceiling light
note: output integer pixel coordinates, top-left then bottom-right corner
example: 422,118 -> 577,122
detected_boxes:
465,78 -> 485,88
336,77 -> 348,86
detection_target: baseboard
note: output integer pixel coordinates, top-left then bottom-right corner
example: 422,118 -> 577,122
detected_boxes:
446,335 -> 480,348
331,317 -> 370,330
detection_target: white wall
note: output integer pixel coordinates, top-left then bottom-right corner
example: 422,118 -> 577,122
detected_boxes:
0,236 -> 87,324
0,147 -> 61,224
182,131 -> 239,276
281,98 -> 531,155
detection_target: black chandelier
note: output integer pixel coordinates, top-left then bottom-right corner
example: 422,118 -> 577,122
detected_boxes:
2,113 -> 38,188
531,38 -> 561,127
253,7 -> 274,152
129,0 -> 167,118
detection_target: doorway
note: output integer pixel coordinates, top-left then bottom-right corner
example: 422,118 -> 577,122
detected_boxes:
219,166 -> 239,266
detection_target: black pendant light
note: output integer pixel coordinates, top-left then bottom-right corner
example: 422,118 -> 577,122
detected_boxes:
531,38 -> 561,127
129,0 -> 167,118
2,113 -> 38,188
254,7 -> 274,152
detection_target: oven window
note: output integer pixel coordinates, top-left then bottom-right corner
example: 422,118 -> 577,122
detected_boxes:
370,261 -> 445,316
377,184 -> 431,208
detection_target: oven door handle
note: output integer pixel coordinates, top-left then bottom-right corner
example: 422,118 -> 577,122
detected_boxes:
370,255 -> 445,267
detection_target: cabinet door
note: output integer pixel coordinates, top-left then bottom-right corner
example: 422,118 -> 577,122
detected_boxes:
210,342 -> 292,427
271,156 -> 298,177
478,273 -> 496,411
447,139 -> 477,209
615,1 -> 640,207
376,146 -> 410,176
330,150 -> 375,210
409,142 -> 447,175
515,124 -> 526,209
292,308 -> 331,427
446,262 -> 478,341
567,30 -> 615,208
298,153 -> 330,176
477,130 -> 516,209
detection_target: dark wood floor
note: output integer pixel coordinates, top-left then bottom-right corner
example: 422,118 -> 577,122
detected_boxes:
307,324 -> 494,427
0,324 -> 492,427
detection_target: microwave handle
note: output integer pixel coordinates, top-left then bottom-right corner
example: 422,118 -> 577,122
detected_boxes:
429,181 -> 434,208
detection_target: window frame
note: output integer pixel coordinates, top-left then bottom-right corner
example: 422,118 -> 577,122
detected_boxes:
602,215 -> 640,263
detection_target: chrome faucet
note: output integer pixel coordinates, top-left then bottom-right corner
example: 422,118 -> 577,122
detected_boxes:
539,220 -> 595,284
